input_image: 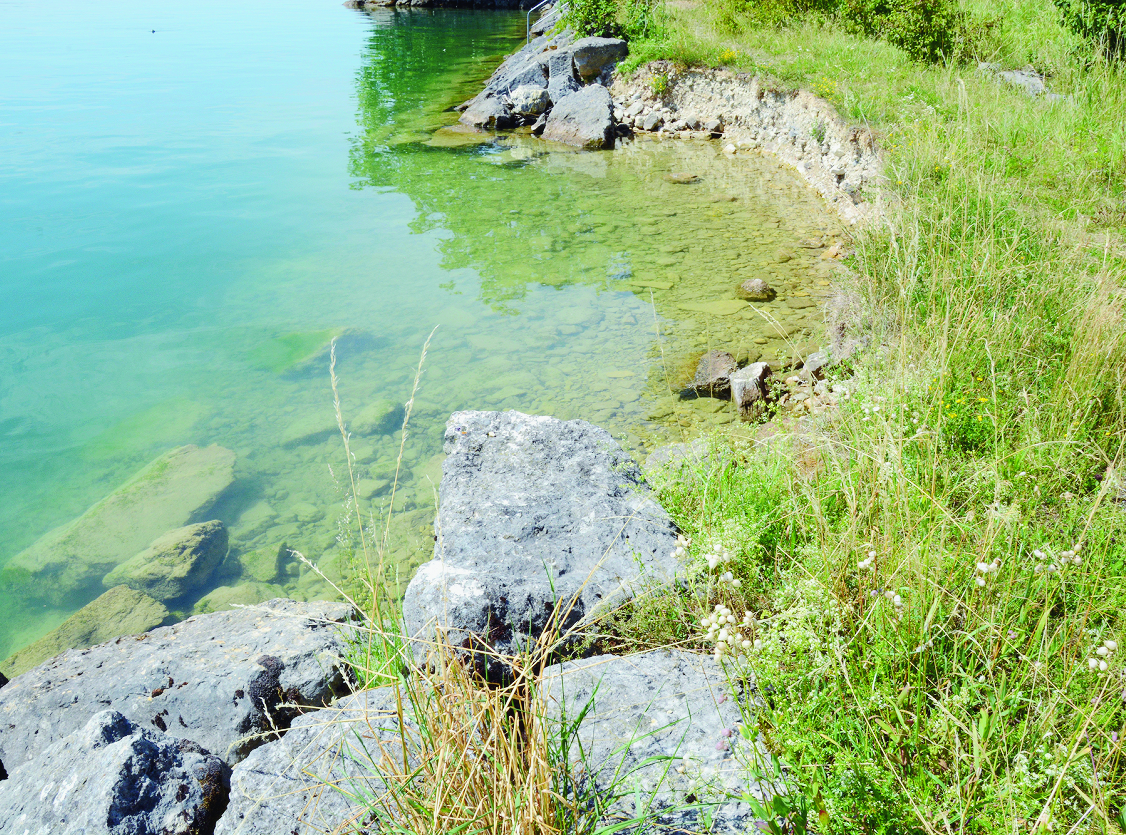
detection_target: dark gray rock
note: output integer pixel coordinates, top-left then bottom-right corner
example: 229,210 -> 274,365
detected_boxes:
547,71 -> 582,105
459,95 -> 515,131
703,118 -> 724,134
731,362 -> 772,421
543,650 -> 767,832
570,37 -> 628,81
686,350 -> 738,398
0,671 -> 6,688
1,585 -> 169,679
215,688 -> 406,835
403,411 -> 680,680
0,599 -> 354,770
735,278 -> 776,302
543,46 -> 575,82
0,710 -> 229,835
103,520 -> 229,602
508,84 -> 550,118
531,112 -> 548,136
542,85 -> 616,150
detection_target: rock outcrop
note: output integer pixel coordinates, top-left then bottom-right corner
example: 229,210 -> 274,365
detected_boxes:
0,710 -> 230,835
103,519 -> 229,602
0,599 -> 354,773
403,411 -> 680,679
0,585 -> 168,679
458,27 -> 626,150
1,444 -> 236,606
543,649 -> 767,831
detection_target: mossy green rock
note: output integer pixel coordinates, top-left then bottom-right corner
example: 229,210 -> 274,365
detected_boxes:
1,445 -> 236,606
103,520 -> 229,603
0,586 -> 168,679
238,542 -> 286,584
192,581 -> 287,615
351,399 -> 403,436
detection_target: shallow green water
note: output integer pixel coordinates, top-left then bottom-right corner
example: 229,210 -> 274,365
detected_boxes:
0,0 -> 842,659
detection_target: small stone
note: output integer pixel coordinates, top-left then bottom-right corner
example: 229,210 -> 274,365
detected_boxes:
642,111 -> 664,132
664,172 -> 699,184
703,118 -> 723,134
735,278 -> 776,302
723,143 -> 736,153
731,362 -> 772,421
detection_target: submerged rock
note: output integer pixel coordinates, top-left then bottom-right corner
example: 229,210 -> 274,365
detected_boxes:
735,277 -> 777,302
686,349 -> 738,398
1,444 -> 236,606
215,688 -> 405,835
460,94 -> 516,131
543,649 -> 767,832
543,85 -> 616,150
402,411 -> 680,680
103,520 -> 229,603
0,599 -> 354,769
192,581 -> 288,614
0,710 -> 230,835
0,585 -> 168,679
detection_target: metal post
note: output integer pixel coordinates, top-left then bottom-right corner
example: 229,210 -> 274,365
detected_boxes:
527,0 -> 552,44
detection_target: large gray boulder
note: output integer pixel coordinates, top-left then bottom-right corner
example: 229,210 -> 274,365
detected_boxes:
543,650 -> 767,832
403,411 -> 680,680
1,444 -> 236,606
215,688 -> 406,835
0,710 -> 229,835
547,72 -> 582,106
1,585 -> 168,679
0,599 -> 354,773
542,85 -> 616,150
103,520 -> 229,602
570,37 -> 628,81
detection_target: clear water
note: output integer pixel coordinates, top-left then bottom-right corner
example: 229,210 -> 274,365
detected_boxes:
0,0 -> 843,659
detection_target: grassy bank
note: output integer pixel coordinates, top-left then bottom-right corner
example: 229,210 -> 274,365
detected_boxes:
592,0 -> 1126,831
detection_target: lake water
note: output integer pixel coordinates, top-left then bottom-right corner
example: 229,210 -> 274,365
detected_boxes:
0,0 -> 843,660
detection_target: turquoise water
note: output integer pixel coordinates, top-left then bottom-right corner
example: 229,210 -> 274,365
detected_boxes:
0,0 -> 843,660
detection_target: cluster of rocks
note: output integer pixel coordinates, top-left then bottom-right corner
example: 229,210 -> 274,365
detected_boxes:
458,8 -> 629,150
684,346 -> 850,423
0,412 -> 770,834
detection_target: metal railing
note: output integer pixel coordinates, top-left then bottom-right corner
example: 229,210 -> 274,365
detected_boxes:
526,0 -> 553,43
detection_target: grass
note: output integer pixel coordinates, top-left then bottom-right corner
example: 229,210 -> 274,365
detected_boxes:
586,0 -> 1126,831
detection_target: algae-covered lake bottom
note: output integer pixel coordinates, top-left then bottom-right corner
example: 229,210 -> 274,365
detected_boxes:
0,0 -> 842,660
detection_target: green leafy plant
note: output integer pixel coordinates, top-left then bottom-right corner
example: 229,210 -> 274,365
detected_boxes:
1054,0 -> 1125,56
565,0 -> 624,38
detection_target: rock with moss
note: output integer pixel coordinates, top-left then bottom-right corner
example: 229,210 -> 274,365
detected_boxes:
103,520 -> 228,603
193,581 -> 288,614
238,542 -> 286,584
351,398 -> 404,436
1,445 -> 236,606
1,586 -> 168,679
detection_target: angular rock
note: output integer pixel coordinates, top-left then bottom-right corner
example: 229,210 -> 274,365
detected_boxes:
215,688 -> 406,835
459,94 -> 516,131
403,411 -> 680,680
0,599 -> 354,770
731,362 -> 772,421
531,112 -> 548,136
570,37 -> 628,81
543,650 -> 766,832
543,46 -> 575,82
238,542 -> 286,584
1,444 -> 236,606
542,85 -> 615,150
0,710 -> 230,835
735,278 -> 776,302
485,53 -> 548,98
802,350 -> 831,379
686,350 -> 738,398
1,585 -> 168,679
103,520 -> 229,602
547,71 -> 582,105
509,84 -> 550,118
703,117 -> 724,134
641,110 -> 663,132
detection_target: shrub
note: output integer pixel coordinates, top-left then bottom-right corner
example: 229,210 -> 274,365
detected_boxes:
840,0 -> 990,62
1054,0 -> 1125,56
564,0 -> 623,37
